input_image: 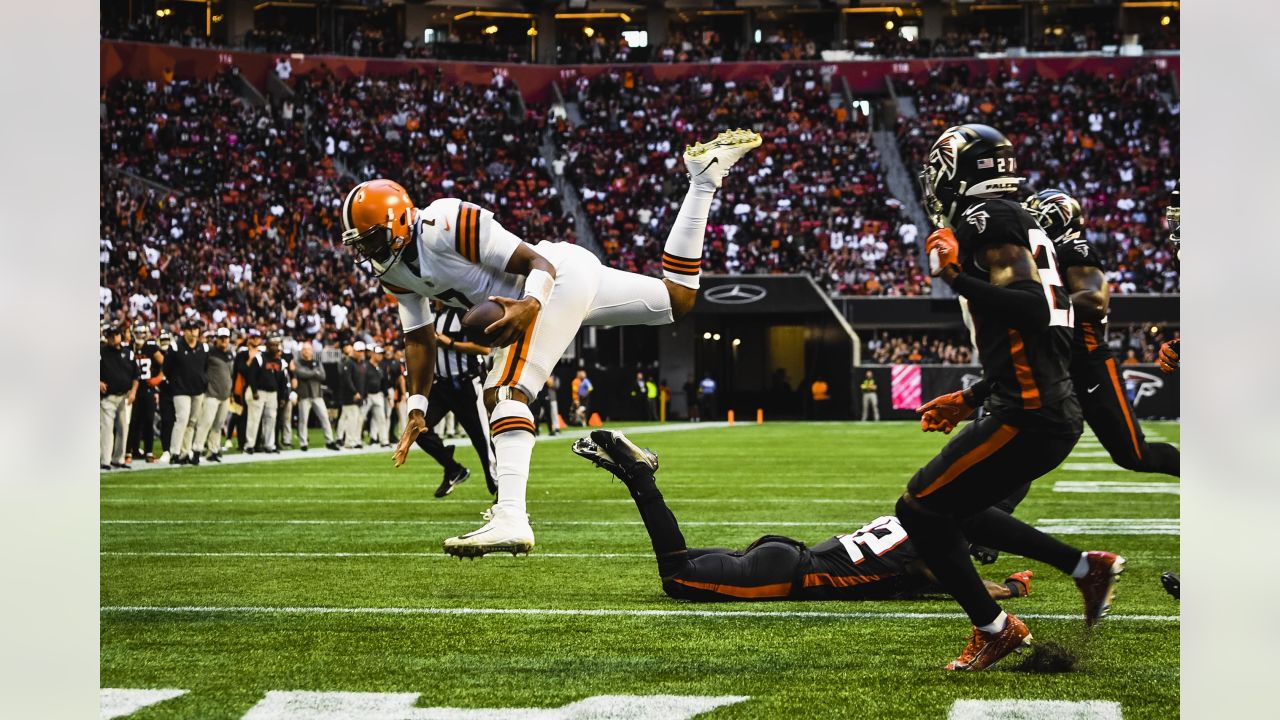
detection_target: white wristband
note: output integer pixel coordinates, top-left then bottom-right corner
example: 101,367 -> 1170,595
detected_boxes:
523,268 -> 554,308
407,393 -> 428,416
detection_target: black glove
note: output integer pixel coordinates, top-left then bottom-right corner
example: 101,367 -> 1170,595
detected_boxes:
970,544 -> 1000,565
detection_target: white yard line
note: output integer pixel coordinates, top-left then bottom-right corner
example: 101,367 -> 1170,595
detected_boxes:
103,551 -> 652,558
100,497 -> 894,505
103,423 -> 732,474
1054,481 -> 1179,495
98,605 -> 1179,623
102,549 -> 1180,560
102,518 -> 1180,534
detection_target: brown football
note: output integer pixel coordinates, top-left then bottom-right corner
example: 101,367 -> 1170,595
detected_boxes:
459,300 -> 508,347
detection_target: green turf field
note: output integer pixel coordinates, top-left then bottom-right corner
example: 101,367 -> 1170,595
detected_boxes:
101,421 -> 1180,719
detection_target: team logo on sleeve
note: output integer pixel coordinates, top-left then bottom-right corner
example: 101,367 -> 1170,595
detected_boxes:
962,203 -> 990,233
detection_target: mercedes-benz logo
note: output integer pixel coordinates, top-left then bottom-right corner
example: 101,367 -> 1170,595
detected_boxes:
704,283 -> 768,305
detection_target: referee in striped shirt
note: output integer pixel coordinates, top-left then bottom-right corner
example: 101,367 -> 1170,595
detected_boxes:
416,302 -> 498,497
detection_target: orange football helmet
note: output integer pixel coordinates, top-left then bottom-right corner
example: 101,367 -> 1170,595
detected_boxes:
341,179 -> 416,273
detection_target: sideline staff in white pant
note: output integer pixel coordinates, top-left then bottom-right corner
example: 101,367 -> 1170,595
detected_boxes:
193,327 -> 235,461
100,325 -> 139,470
337,341 -> 368,448
165,319 -> 209,465
243,335 -> 287,453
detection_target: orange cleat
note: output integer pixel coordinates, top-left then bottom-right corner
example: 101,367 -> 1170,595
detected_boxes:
1075,551 -> 1126,627
1005,570 -> 1034,598
945,614 -> 1033,671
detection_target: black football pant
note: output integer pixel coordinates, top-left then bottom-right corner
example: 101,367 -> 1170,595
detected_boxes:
896,413 -> 1083,627
127,388 -> 157,458
158,390 -> 175,453
1075,355 -> 1179,476
415,375 -> 495,493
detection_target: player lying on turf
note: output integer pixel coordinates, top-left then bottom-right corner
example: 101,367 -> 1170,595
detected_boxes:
1021,188 -> 1179,476
339,129 -> 762,558
572,430 -> 1034,603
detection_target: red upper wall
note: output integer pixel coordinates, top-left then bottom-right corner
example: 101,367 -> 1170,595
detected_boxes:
101,41 -> 1179,104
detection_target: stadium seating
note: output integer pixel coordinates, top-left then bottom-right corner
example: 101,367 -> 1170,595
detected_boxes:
896,61 -> 1180,293
557,67 -> 928,295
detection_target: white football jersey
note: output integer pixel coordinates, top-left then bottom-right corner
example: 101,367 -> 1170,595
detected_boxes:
375,198 -> 575,332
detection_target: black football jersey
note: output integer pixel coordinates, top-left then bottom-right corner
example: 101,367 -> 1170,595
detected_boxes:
799,516 -> 929,600
133,342 -> 160,382
1051,230 -> 1113,362
954,198 -> 1082,433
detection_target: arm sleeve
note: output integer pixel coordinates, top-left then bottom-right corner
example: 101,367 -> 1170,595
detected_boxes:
393,292 -> 435,333
950,274 -> 1050,328
449,200 -> 522,272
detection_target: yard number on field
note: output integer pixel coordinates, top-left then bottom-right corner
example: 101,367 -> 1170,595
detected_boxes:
101,689 -> 749,719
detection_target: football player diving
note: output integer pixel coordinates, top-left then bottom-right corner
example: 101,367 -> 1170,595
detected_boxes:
573,430 -> 1035,604
339,129 -> 761,558
897,123 -> 1124,670
1023,189 -> 1179,476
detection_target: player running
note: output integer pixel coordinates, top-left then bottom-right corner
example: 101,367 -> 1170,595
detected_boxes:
1022,189 -> 1179,476
898,123 -> 1124,671
339,129 -> 762,558
573,430 -> 1034,603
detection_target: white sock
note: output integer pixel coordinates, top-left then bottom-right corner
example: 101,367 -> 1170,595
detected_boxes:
978,611 -> 1008,634
661,184 -> 716,290
1071,552 -> 1091,579
490,399 -> 536,518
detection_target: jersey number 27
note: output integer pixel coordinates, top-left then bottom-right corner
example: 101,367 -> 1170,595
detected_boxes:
1029,228 -> 1074,328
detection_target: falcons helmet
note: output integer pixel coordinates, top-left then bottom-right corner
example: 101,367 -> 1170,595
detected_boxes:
1023,188 -> 1084,244
919,123 -> 1024,229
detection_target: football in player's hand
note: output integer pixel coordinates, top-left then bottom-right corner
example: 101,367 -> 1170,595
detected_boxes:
460,300 -> 507,347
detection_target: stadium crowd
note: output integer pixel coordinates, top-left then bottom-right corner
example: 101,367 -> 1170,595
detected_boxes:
558,67 -> 927,295
863,331 -> 975,365
896,61 -> 1180,293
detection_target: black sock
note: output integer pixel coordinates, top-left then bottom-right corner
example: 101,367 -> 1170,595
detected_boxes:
961,507 -> 1081,575
1145,442 -> 1180,477
896,496 -> 1002,626
624,470 -> 689,577
416,432 -> 461,471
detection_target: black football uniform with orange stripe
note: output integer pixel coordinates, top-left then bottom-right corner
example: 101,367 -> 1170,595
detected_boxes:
906,198 -> 1081,514
661,517 -> 933,602
956,199 -> 1081,433
1054,231 -> 1180,476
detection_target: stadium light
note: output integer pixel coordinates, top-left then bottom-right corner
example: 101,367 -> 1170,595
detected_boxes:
703,332 -> 712,340
555,13 -> 632,22
453,10 -> 534,21
713,333 -> 722,341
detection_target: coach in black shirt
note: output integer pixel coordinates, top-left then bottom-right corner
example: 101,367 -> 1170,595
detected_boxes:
166,319 -> 208,465
100,326 -> 138,470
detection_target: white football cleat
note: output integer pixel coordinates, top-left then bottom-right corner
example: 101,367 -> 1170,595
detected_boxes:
443,506 -> 534,558
683,128 -> 763,189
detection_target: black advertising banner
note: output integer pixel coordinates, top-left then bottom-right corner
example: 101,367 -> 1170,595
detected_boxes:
693,275 -> 833,316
